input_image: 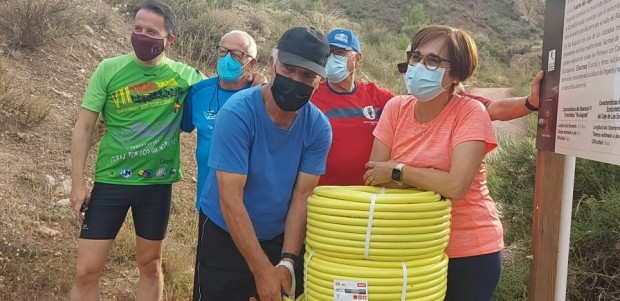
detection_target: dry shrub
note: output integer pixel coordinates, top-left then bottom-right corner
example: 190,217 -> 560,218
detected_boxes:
0,57 -> 17,108
0,56 -> 50,127
0,0 -> 84,49
162,244 -> 195,299
14,94 -> 50,126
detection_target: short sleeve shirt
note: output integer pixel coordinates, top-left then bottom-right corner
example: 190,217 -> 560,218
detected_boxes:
373,94 -> 503,258
81,53 -> 203,184
311,81 -> 395,186
200,86 -> 332,240
180,77 -> 251,205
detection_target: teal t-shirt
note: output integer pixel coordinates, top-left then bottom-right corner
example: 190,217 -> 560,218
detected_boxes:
81,53 -> 203,185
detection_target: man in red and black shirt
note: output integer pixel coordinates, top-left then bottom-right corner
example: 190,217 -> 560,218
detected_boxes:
311,28 -> 543,186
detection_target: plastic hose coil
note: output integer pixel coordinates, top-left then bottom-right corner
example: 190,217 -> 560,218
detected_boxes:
303,186 -> 452,301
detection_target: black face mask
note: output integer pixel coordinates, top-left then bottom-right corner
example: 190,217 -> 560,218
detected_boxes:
270,73 -> 314,112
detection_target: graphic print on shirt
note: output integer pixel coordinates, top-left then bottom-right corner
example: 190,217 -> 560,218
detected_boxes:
112,78 -> 184,113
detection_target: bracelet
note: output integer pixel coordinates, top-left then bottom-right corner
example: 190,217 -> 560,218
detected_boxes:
280,252 -> 299,266
525,96 -> 539,111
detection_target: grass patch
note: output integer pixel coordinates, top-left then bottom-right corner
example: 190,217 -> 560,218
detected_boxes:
569,187 -> 620,300
493,243 -> 530,301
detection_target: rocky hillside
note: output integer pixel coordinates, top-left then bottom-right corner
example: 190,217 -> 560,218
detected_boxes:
334,0 -> 544,61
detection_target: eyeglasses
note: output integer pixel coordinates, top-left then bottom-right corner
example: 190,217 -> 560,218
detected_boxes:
397,51 -> 451,73
330,48 -> 356,57
216,46 -> 251,61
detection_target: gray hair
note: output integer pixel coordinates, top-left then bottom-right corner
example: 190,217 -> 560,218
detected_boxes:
133,0 -> 176,35
221,30 -> 258,58
271,48 -> 279,61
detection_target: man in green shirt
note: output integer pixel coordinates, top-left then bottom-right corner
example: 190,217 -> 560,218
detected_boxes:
69,1 -> 202,300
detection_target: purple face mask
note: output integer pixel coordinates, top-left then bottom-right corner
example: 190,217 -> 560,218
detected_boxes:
131,32 -> 166,62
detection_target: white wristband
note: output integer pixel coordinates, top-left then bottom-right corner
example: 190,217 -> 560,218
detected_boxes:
277,260 -> 296,300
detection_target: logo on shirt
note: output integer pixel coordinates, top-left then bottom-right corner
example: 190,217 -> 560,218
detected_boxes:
120,168 -> 133,179
362,106 -> 377,120
113,78 -> 182,110
204,111 -> 217,120
138,169 -> 152,177
334,33 -> 349,44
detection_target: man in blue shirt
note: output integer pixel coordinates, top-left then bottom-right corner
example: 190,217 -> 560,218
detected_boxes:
181,30 -> 257,206
181,30 -> 260,301
192,27 -> 332,301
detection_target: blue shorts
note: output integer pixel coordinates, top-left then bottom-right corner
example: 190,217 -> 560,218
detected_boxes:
79,183 -> 172,240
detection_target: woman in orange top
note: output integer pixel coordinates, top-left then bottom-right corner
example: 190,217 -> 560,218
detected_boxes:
364,25 -> 503,301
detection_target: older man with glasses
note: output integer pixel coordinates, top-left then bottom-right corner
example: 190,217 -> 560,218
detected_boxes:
180,30 -> 266,300
181,30 -> 260,209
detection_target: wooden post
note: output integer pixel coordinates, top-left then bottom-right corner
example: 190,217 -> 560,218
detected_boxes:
528,150 -> 574,300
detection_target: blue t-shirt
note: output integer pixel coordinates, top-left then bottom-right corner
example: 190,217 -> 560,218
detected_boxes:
180,77 -> 251,208
200,85 -> 332,240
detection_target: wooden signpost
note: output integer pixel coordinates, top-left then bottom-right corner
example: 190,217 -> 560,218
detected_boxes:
530,0 -> 620,299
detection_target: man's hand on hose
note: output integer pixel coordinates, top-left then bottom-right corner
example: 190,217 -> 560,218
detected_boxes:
254,264 -> 284,301
276,263 -> 293,297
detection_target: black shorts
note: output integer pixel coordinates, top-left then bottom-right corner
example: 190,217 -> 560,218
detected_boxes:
193,211 -> 284,301
79,182 -> 172,240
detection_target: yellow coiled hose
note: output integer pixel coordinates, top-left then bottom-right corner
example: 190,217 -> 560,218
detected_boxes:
301,186 -> 452,301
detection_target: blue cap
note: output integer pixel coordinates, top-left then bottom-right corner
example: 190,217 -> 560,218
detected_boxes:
327,29 -> 361,52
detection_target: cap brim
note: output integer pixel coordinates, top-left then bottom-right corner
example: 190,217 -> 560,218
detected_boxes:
279,50 -> 326,78
329,42 -> 354,51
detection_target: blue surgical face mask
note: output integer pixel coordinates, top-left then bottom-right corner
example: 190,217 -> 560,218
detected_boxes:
404,63 -> 450,102
217,53 -> 244,82
325,54 -> 350,83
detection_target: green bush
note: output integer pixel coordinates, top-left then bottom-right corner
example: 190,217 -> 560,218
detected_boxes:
488,116 -> 537,244
569,187 -> 620,300
400,3 -> 429,35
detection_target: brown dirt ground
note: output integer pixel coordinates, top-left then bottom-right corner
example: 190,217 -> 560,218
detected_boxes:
470,87 -> 527,140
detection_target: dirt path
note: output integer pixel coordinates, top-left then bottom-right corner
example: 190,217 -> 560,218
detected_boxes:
470,87 -> 526,140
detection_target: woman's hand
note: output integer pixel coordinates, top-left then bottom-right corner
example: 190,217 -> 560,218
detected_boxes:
364,161 -> 398,186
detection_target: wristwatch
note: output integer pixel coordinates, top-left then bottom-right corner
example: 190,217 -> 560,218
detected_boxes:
280,252 -> 299,267
391,163 -> 405,184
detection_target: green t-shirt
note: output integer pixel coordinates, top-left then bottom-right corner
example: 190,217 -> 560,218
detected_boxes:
82,53 -> 203,185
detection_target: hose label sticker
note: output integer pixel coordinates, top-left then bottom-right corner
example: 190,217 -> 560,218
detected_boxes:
334,280 -> 368,300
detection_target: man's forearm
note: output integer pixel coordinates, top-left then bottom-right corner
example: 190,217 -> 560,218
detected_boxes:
281,195 -> 308,258
487,96 -> 532,121
221,199 -> 272,273
71,121 -> 94,185
281,173 -> 321,259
